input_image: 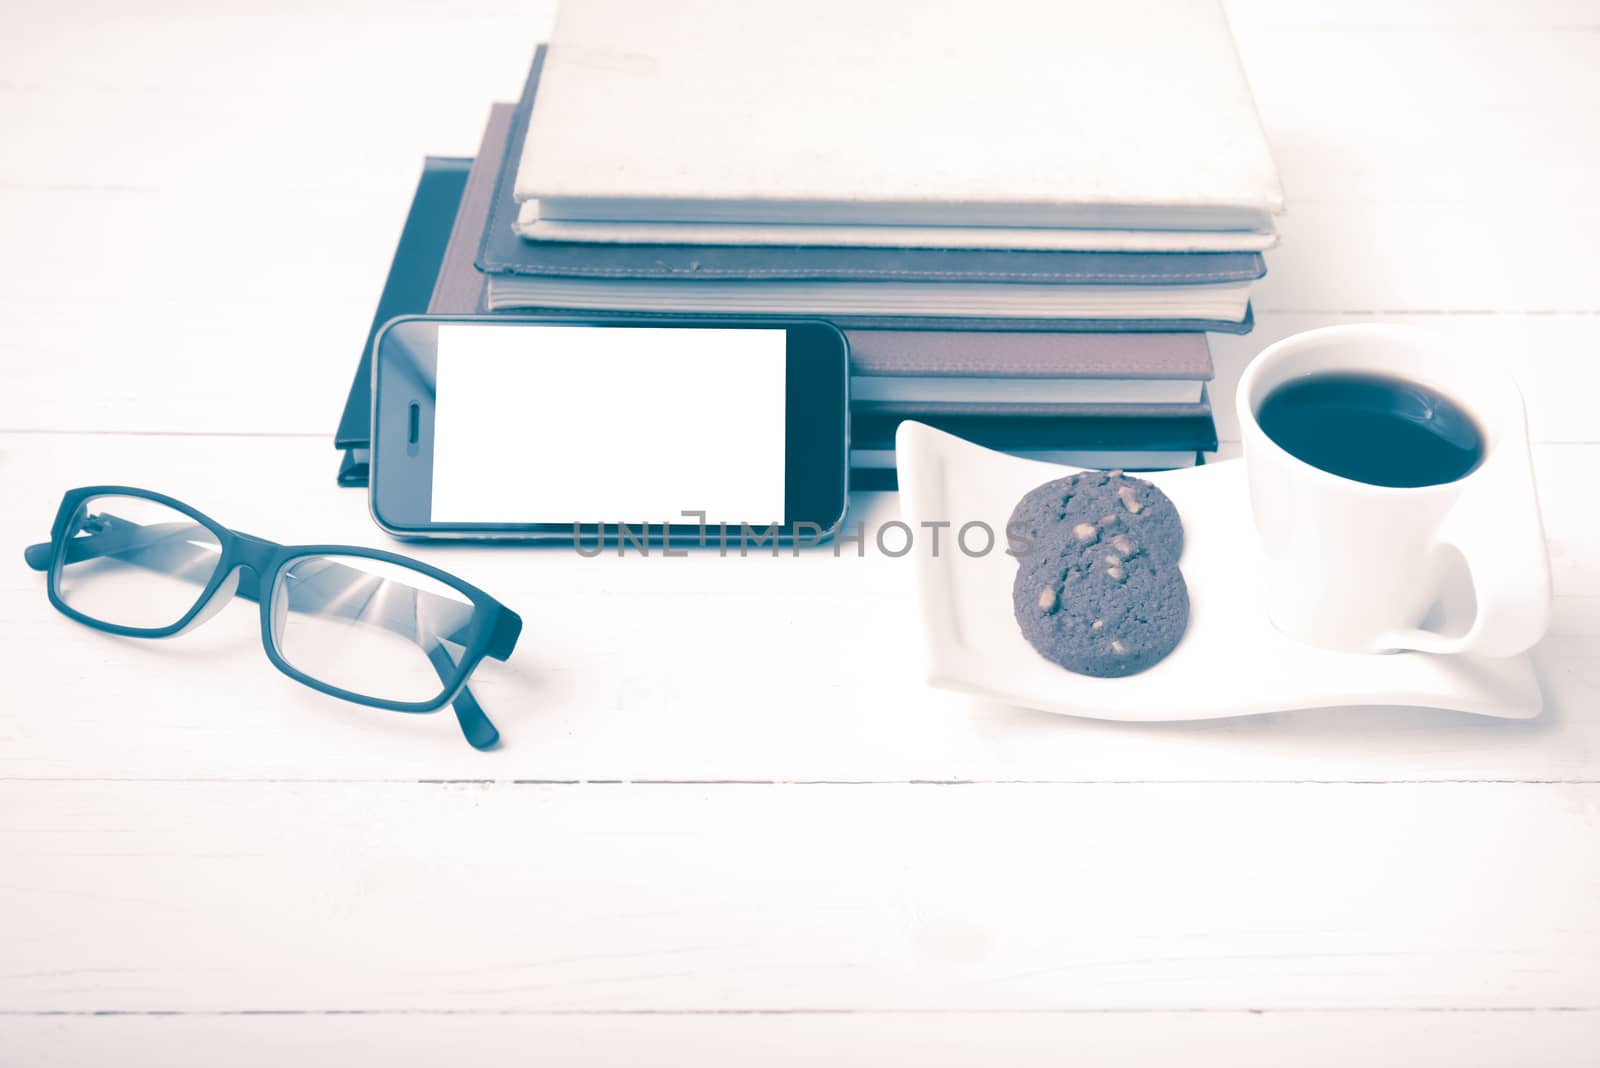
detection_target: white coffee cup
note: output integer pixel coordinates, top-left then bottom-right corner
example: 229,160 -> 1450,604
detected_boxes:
1236,324 -> 1550,656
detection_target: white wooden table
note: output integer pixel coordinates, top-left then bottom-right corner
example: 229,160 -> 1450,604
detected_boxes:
2,1 -> 1598,1063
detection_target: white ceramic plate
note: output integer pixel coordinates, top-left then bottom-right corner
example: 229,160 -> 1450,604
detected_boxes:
894,421 -> 1541,721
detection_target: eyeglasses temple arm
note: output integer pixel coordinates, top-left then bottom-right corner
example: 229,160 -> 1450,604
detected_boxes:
28,519 -> 216,573
426,646 -> 499,750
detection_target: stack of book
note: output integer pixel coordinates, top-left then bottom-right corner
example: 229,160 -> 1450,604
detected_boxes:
337,0 -> 1283,489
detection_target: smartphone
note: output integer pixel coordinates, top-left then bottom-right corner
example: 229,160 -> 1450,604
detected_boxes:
370,315 -> 850,542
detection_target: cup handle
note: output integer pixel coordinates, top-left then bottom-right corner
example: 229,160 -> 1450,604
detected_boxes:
1379,448 -> 1551,657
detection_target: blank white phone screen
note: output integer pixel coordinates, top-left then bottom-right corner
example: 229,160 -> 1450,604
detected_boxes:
430,324 -> 788,524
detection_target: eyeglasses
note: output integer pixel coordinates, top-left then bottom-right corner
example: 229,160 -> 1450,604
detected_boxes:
23,487 -> 521,750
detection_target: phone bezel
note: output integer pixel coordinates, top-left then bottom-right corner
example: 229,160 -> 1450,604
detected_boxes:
369,314 -> 850,542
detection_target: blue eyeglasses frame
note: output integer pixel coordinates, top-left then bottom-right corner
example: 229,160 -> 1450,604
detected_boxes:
24,486 -> 522,750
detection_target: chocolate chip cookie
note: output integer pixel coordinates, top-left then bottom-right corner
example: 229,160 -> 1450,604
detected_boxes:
1009,471 -> 1189,678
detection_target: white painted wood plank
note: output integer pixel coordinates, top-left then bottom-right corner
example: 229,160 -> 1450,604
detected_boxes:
8,0 -> 1593,28
1234,24 -> 1600,313
1224,0 -> 1600,29
4,1010 -> 1598,1068
0,190 -> 419,437
0,781 -> 1596,1012
1256,203 -> 1600,314
0,11 -> 553,194
1237,26 -> 1600,203
1,432 -> 1595,783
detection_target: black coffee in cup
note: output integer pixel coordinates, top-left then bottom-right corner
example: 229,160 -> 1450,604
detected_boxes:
1257,372 -> 1485,488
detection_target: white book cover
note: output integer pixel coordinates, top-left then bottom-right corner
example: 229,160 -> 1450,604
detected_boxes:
517,0 -> 1284,231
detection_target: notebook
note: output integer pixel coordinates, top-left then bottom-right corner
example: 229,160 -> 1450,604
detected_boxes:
516,0 -> 1282,235
851,448 -> 1201,473
483,50 -> 1258,333
849,409 -> 1217,491
842,330 -> 1211,408
492,220 -> 1268,284
515,215 -> 1280,252
849,412 -> 1218,455
849,408 -> 1219,488
483,276 -> 1252,321
854,380 -> 1204,406
429,105 -> 516,314
854,391 -> 1212,419
850,451 -> 1203,490
481,95 -> 1266,285
335,155 -> 471,486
